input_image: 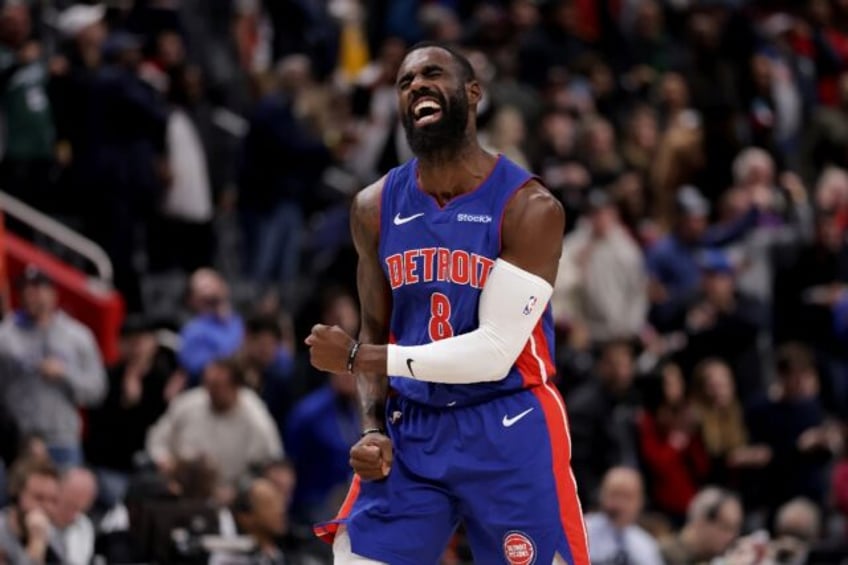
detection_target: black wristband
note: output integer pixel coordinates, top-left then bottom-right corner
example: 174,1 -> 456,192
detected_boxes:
360,427 -> 385,437
346,341 -> 361,374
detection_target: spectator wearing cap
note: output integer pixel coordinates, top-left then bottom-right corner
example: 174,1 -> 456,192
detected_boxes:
678,248 -> 769,401
0,267 -> 106,468
51,5 -> 169,313
553,188 -> 647,342
646,185 -> 758,333
178,268 -> 244,386
146,358 -> 282,487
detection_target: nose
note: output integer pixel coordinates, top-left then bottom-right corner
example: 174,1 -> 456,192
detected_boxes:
409,74 -> 432,95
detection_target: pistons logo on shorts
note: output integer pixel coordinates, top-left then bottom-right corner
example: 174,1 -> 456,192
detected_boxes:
503,531 -> 536,565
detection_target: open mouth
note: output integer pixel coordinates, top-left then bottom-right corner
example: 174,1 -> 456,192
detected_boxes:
412,97 -> 443,126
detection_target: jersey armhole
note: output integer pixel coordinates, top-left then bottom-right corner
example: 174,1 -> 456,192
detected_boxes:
377,168 -> 397,262
496,174 -> 543,255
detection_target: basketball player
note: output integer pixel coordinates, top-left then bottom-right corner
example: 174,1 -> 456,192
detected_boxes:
305,43 -> 588,565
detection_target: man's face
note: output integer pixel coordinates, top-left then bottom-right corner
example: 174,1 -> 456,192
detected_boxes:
699,500 -> 743,557
203,363 -> 238,412
598,344 -> 634,394
599,471 -> 643,528
18,474 -> 59,518
52,472 -> 97,529
245,332 -> 278,368
249,480 -> 285,538
397,47 -> 473,156
21,284 -> 56,319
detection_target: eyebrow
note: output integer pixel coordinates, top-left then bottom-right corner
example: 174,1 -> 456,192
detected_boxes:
397,64 -> 445,86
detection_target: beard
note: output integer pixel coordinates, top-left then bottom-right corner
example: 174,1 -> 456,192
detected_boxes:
401,89 -> 470,158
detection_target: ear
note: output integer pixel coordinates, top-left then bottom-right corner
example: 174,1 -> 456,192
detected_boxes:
467,79 -> 482,105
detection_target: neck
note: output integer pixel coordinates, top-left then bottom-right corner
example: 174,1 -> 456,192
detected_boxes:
417,143 -> 495,206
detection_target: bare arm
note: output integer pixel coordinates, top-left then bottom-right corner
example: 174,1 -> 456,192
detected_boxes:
349,179 -> 393,430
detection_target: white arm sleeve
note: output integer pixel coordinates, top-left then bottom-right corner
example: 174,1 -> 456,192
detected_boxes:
386,259 -> 553,383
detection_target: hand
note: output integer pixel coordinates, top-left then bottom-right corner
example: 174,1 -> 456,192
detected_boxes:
687,303 -> 716,331
305,324 -> 356,374
163,370 -> 187,403
18,41 -> 41,64
350,432 -> 392,481
780,171 -> 808,205
40,357 -> 65,380
797,426 -> 826,452
24,508 -> 50,542
122,372 -> 143,406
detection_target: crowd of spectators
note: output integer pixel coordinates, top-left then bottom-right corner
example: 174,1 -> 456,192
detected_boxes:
3,0 -> 848,563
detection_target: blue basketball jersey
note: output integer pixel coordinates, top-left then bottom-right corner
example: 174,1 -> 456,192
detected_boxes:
378,155 -> 558,407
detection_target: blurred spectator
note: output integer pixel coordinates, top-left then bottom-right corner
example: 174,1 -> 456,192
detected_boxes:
0,2 -> 57,213
679,248 -> 769,401
238,54 -> 333,296
567,340 -> 641,507
213,475 -> 313,565
554,188 -> 647,342
770,497 -> 821,565
84,316 -> 175,506
659,486 -> 743,565
148,63 -> 215,274
638,362 -> 710,522
646,184 -> 755,332
347,35 -> 410,184
0,266 -> 106,467
285,371 -> 358,525
578,115 -> 624,187
690,358 -> 771,488
242,314 -> 297,439
52,9 -> 169,313
585,467 -> 663,565
178,268 -> 244,385
481,105 -> 530,170
50,467 -> 96,565
146,358 -> 282,487
0,457 -> 64,563
746,343 -> 840,515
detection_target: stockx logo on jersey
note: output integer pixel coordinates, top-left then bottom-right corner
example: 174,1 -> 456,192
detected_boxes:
385,248 -> 495,290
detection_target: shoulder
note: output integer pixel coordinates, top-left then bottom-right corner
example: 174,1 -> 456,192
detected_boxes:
351,176 -> 388,247
503,180 -> 564,230
628,524 -> 661,550
55,312 -> 97,341
171,388 -> 207,412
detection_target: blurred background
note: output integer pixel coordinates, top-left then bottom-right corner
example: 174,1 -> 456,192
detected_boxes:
1,0 -> 848,563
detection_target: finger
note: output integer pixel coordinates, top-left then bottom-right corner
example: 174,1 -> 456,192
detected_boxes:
351,445 -> 381,463
379,441 -> 393,469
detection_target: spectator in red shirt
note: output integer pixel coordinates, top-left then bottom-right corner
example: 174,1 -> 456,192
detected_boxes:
638,362 -> 710,523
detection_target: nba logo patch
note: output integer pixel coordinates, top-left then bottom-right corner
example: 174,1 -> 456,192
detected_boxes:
522,296 -> 538,316
503,531 -> 536,565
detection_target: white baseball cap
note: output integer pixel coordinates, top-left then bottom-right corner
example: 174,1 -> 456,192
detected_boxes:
56,3 -> 106,38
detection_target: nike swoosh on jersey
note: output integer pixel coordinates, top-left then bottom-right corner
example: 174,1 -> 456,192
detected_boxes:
393,212 -> 425,225
502,407 -> 534,427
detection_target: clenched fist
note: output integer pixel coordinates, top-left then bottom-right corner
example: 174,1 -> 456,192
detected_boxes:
305,324 -> 356,374
350,431 -> 393,481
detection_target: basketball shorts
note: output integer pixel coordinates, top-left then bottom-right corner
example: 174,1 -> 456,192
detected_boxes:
314,383 -> 589,565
